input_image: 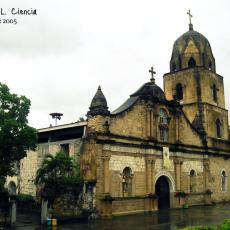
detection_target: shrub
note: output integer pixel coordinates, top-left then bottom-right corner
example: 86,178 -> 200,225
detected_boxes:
218,218 -> 230,230
175,191 -> 187,197
182,226 -> 216,230
0,189 -> 10,213
16,194 -> 35,206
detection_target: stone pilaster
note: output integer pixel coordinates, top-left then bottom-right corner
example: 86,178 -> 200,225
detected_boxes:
146,108 -> 151,138
145,157 -> 156,212
155,114 -> 159,139
149,109 -> 154,138
145,157 -> 156,194
102,153 -> 111,194
203,160 -> 210,190
145,158 -> 152,194
176,115 -> 179,142
203,160 -> 211,204
150,159 -> 157,211
101,153 -> 112,218
174,159 -> 183,191
151,159 -> 156,194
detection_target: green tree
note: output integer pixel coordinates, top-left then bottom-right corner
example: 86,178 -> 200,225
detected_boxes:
35,152 -> 76,184
0,83 -> 37,190
35,152 -> 83,207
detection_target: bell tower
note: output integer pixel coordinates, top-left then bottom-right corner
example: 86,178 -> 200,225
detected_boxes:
164,12 -> 229,141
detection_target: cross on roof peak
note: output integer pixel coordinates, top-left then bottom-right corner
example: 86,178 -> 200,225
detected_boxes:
187,9 -> 193,23
187,9 -> 194,30
149,67 -> 156,84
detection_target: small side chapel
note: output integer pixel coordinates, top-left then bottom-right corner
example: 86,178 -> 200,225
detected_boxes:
81,13 -> 230,217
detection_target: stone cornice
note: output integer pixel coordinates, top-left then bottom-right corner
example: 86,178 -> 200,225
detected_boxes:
96,133 -> 230,157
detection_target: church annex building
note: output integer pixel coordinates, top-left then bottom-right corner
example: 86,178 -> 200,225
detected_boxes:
14,18 -> 230,217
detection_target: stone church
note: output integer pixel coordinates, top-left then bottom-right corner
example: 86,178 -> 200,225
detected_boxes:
11,17 -> 230,217
81,19 -> 230,217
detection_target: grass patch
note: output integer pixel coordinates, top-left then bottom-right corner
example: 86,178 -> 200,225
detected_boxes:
182,218 -> 230,230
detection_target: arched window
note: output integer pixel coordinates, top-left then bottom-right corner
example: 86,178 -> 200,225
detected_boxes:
122,167 -> 132,197
209,60 -> 213,70
188,57 -> 196,68
216,119 -> 221,138
212,84 -> 217,102
176,83 -> 183,100
189,170 -> 196,192
159,109 -> 168,142
221,171 -> 227,192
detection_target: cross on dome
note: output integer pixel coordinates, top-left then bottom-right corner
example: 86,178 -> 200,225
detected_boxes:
149,67 -> 156,84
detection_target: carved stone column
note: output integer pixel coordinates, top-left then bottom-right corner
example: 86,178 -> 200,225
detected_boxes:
145,157 -> 156,212
151,159 -> 156,194
102,153 -> 111,194
174,159 -> 183,191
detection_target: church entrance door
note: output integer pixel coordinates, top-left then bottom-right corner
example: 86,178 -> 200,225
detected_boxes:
155,176 -> 170,210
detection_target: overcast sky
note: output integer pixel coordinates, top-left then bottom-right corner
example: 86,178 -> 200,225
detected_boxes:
0,0 -> 230,128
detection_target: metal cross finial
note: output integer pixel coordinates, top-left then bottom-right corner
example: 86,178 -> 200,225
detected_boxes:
149,67 -> 156,83
187,9 -> 193,24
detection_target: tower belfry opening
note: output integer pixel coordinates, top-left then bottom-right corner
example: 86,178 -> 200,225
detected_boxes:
188,57 -> 196,68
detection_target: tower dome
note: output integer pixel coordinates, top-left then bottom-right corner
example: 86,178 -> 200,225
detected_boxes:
87,86 -> 110,116
170,23 -> 215,72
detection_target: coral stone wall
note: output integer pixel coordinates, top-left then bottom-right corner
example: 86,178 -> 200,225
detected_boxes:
19,138 -> 82,196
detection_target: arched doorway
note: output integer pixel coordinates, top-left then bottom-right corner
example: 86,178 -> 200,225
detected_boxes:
8,181 -> 17,195
155,176 -> 170,210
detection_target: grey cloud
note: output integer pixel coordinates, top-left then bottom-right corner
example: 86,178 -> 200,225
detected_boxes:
0,20 -> 82,57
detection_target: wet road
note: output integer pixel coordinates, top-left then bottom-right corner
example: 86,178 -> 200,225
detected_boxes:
6,202 -> 230,230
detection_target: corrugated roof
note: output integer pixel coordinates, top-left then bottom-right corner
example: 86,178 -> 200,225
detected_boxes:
38,121 -> 87,133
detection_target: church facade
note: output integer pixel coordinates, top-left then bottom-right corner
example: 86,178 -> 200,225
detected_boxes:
11,19 -> 230,218
81,21 -> 230,217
